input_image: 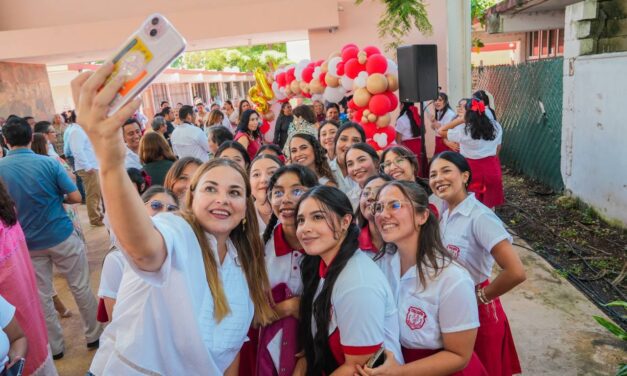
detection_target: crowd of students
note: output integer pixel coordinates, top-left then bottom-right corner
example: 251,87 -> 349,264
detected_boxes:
0,61 -> 524,376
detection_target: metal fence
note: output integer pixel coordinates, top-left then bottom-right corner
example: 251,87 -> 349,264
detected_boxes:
473,58 -> 565,191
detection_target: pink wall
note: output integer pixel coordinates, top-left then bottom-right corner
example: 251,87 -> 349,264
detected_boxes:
0,62 -> 56,121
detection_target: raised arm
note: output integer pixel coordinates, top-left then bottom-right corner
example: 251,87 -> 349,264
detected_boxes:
71,63 -> 166,272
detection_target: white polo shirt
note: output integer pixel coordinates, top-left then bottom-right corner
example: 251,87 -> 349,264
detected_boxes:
438,194 -> 512,285
68,125 -> 99,171
264,224 -> 304,295
329,158 -> 360,211
377,251 -> 479,350
90,213 -> 254,375
124,146 -> 143,170
98,249 -> 127,299
447,122 -> 502,159
312,250 -> 403,364
170,122 -> 210,162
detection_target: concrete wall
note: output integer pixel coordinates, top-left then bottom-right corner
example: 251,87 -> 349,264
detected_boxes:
562,1 -> 627,227
0,62 -> 56,121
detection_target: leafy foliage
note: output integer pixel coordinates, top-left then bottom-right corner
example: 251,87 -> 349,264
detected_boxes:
355,0 -> 432,52
471,0 -> 499,26
170,43 -> 291,73
593,301 -> 627,376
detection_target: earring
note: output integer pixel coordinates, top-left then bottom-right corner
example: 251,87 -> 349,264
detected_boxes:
241,217 -> 247,229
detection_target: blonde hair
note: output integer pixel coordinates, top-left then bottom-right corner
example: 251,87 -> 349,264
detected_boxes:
182,158 -> 276,325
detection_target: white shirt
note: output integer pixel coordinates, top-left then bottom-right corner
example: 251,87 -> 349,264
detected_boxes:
313,251 -> 403,364
68,125 -> 99,171
447,122 -> 502,159
264,224 -> 304,295
329,159 -> 360,212
435,109 -> 457,131
47,142 -> 59,158
439,194 -> 512,284
0,295 -> 15,373
90,213 -> 254,375
170,122 -> 210,162
98,249 -> 127,299
395,113 -> 413,141
377,252 -> 479,350
124,146 -> 143,170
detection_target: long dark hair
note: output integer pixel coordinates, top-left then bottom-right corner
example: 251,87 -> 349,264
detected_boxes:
356,173 -> 393,228
430,151 -> 473,189
215,140 -> 252,169
296,186 -> 359,375
380,145 -> 431,194
289,133 -> 336,185
0,179 -> 17,226
374,181 -> 451,287
31,133 -> 49,156
399,102 -> 421,138
435,92 -> 454,121
464,98 -> 496,141
344,142 -> 380,172
236,109 -> 262,139
473,90 -> 497,121
262,164 -> 318,244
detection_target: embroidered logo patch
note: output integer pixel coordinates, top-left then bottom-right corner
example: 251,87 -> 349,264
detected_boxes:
447,244 -> 460,259
406,306 -> 427,330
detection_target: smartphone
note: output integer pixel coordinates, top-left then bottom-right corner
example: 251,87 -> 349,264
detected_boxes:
105,13 -> 186,116
2,358 -> 25,376
365,346 -> 386,368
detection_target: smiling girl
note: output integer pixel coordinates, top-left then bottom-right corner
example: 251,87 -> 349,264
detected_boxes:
249,154 -> 283,235
345,143 -> 380,189
289,133 -> 337,187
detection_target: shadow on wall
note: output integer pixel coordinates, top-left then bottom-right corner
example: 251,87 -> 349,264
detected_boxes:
0,62 -> 56,120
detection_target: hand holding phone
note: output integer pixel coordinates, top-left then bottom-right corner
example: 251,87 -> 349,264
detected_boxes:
2,357 -> 25,376
365,346 -> 386,369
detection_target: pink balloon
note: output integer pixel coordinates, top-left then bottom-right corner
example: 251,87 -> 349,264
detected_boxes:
341,46 -> 359,63
363,46 -> 381,57
369,94 -> 392,116
366,54 -> 388,75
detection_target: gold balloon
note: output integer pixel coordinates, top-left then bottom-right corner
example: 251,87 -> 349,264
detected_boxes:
361,116 -> 368,123
358,51 -> 368,65
367,113 -> 377,123
321,61 -> 329,73
249,86 -> 269,113
386,74 -> 399,92
300,81 -> 308,91
310,78 -> 324,94
376,114 -> 391,128
254,68 -> 274,100
366,73 -> 388,95
290,80 -> 302,95
353,88 -> 372,108
264,111 -> 276,121
325,74 -> 339,88
363,109 -> 371,117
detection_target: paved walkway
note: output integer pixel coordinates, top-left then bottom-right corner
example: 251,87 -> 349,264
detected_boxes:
51,206 -> 625,375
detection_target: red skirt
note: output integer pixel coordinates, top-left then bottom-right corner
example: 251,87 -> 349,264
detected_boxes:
475,281 -> 522,375
239,326 -> 259,376
434,136 -> 453,155
466,156 -> 504,208
401,347 -> 488,375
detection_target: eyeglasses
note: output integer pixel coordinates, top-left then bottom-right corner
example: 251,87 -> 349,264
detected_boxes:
269,186 -> 307,201
361,186 -> 381,199
381,157 -> 408,171
148,200 -> 178,212
372,199 -> 418,215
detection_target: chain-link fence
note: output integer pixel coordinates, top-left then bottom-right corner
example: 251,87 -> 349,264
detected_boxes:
473,58 -> 564,191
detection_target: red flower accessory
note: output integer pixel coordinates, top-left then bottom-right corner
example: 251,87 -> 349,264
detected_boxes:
471,99 -> 486,114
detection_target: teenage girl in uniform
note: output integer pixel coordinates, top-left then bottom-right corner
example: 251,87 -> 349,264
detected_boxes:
356,174 -> 392,257
429,151 -> 526,375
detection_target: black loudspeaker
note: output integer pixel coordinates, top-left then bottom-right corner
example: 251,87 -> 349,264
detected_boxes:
397,45 -> 439,102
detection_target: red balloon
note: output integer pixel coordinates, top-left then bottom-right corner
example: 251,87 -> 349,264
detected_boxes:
363,122 -> 377,139
368,125 -> 396,151
342,43 -> 359,52
348,99 -> 360,111
363,46 -> 381,57
276,72 -> 287,87
341,46 -> 359,63
315,59 -> 324,67
286,67 -> 296,82
319,72 -> 327,87
369,94 -> 392,116
366,54 -> 388,75
345,58 -> 366,79
336,62 -> 345,76
302,66 -> 314,83
383,91 -> 399,111
353,109 -> 365,123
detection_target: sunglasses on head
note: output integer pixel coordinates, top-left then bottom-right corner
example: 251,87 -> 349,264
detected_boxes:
148,200 -> 178,212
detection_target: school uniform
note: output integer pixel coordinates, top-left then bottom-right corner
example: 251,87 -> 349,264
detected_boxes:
447,123 -> 504,208
313,251 -> 403,370
328,158 -> 360,212
439,194 -> 522,376
377,251 -> 487,375
358,226 -> 380,256
255,224 -> 305,375
90,213 -> 254,375
96,249 -> 127,323
434,109 -> 458,155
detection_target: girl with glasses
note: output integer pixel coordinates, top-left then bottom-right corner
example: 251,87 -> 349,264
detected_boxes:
329,122 -> 366,211
356,174 -> 392,257
357,180 -> 486,375
295,186 -> 403,375
245,165 -> 319,375
429,152 -> 525,375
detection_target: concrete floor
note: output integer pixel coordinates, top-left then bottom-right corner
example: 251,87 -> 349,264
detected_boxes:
51,206 -> 625,375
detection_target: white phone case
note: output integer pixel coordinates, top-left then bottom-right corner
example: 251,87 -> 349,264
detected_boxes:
105,13 -> 186,116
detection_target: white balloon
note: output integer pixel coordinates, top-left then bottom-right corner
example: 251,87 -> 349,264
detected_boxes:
340,76 -> 354,91
312,66 -> 322,80
295,60 -> 310,81
385,59 -> 398,75
272,82 -> 286,100
327,57 -> 342,78
354,71 -> 369,89
323,86 -> 347,104
311,93 -> 323,102
264,101 -> 282,143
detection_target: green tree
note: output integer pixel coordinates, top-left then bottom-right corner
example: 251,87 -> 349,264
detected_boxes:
471,0 -> 498,26
355,0 -> 433,52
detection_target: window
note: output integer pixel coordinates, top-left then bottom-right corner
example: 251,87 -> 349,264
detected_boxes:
527,28 -> 564,60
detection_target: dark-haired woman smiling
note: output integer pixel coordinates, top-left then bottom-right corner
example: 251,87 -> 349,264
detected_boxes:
295,186 -> 402,375
235,109 -> 263,160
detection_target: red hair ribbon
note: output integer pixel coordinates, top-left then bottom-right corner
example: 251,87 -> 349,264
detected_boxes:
471,99 -> 485,114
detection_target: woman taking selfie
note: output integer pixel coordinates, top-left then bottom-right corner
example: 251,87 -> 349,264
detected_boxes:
294,186 -> 402,375
71,64 -> 275,375
429,151 -> 525,375
357,181 -> 486,375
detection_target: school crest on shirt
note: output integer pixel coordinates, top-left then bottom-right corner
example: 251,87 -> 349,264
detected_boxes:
406,306 -> 427,330
447,244 -> 460,259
